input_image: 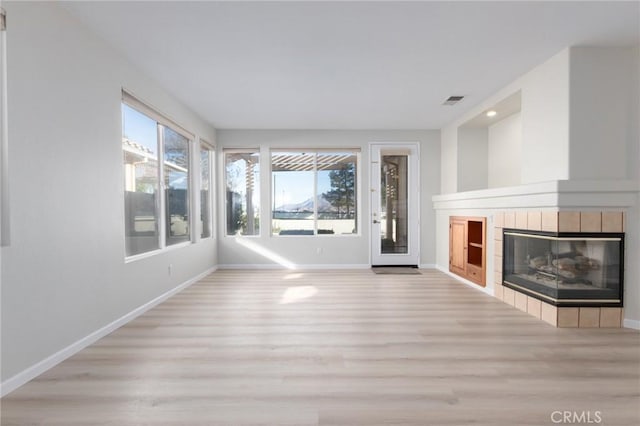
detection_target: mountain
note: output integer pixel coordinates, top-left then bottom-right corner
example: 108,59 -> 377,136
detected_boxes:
275,195 -> 335,212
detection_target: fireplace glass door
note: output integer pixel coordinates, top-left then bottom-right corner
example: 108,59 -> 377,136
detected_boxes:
503,230 -> 623,306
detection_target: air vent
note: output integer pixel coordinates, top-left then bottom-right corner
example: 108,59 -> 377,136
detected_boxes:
443,95 -> 464,106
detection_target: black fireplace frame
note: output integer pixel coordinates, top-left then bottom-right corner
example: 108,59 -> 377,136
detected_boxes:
502,228 -> 624,307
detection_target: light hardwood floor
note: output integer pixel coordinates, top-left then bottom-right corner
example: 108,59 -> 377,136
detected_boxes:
2,269 -> 639,425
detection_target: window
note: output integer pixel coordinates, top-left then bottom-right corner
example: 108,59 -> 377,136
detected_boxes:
200,142 -> 214,239
122,92 -> 193,257
271,150 -> 358,236
163,127 -> 190,246
225,150 -> 260,236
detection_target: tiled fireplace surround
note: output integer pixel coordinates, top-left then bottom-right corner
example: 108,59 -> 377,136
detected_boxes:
493,210 -> 625,328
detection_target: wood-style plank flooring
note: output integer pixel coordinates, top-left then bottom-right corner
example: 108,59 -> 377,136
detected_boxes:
2,269 -> 639,425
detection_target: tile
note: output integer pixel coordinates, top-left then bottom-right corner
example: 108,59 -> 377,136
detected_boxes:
495,227 -> 503,241
527,297 -> 542,319
527,211 -> 542,231
504,211 -> 516,229
494,255 -> 502,273
602,212 -> 623,233
541,302 -> 557,326
558,212 -> 580,232
599,307 -> 622,328
503,287 -> 515,306
494,268 -> 502,285
515,291 -> 528,312
494,212 -> 504,228
515,211 -> 528,229
495,239 -> 503,257
494,284 -> 504,300
557,307 -> 580,328
578,307 -> 601,328
541,211 -> 558,232
580,212 -> 602,233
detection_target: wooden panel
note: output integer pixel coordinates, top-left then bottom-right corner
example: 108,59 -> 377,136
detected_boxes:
527,211 -> 542,231
466,263 -> 484,286
494,211 -> 504,228
494,239 -> 503,258
526,297 -> 542,319
558,307 -> 580,328
515,211 -> 528,229
600,307 -> 622,328
514,291 -> 528,312
494,268 -> 502,285
449,219 -> 466,276
602,212 -> 624,232
504,211 -> 516,228
541,211 -> 558,232
541,302 -> 558,326
580,212 -> 602,233
502,287 -> 516,306
558,212 -> 580,232
579,307 -> 601,328
494,284 -> 504,300
450,217 -> 486,287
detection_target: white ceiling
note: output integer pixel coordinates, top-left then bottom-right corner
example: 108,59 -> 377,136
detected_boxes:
62,1 -> 639,130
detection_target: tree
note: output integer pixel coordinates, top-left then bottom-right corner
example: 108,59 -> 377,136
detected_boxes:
323,163 -> 356,218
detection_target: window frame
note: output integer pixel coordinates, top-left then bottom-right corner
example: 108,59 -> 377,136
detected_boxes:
122,90 -> 195,261
223,148 -> 261,237
199,139 -> 215,240
270,148 -> 361,237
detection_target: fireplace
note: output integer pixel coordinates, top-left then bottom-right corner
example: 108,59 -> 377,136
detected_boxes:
502,229 -> 624,307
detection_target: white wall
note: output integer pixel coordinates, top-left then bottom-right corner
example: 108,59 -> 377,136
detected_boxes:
569,47 -> 638,180
457,128 -> 488,192
440,49 -> 570,190
519,49 -> 570,184
217,130 -> 440,268
488,112 -> 522,188
440,126 -> 457,194
1,2 -> 217,384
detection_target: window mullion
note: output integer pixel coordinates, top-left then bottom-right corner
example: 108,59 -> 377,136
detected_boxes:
313,153 -> 318,235
157,124 -> 166,249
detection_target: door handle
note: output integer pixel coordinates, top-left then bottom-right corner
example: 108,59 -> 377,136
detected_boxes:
373,220 -> 380,224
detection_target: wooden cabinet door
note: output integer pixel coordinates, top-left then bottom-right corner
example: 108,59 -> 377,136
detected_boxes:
449,219 -> 466,275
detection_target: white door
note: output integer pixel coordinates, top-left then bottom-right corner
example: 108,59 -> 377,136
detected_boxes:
370,143 -> 420,266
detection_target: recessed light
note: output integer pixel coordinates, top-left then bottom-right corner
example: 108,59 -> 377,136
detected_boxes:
486,110 -> 497,117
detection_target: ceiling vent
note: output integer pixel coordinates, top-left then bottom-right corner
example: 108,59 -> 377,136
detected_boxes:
443,95 -> 464,106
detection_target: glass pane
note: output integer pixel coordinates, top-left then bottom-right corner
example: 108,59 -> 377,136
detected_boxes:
272,152 -> 315,235
122,104 -> 160,256
200,146 -> 212,239
318,152 -> 357,235
226,151 -> 260,235
380,155 -> 408,254
503,232 -> 623,303
163,126 -> 190,245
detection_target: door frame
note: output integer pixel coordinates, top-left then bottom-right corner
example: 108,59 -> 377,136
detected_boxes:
369,142 -> 420,266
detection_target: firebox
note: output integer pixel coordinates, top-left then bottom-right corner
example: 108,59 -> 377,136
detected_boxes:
502,229 -> 624,307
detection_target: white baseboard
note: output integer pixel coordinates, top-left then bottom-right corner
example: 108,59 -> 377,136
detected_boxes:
0,266 -> 217,397
623,319 -> 640,330
217,263 -> 370,270
435,265 -> 494,297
